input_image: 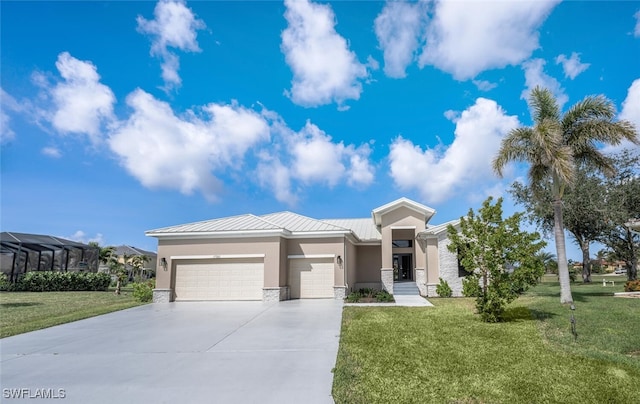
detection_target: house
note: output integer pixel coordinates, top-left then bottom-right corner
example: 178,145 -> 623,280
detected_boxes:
112,245 -> 157,280
146,198 -> 464,303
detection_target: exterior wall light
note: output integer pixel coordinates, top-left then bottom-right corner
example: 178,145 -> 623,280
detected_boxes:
160,257 -> 168,271
337,255 -> 343,266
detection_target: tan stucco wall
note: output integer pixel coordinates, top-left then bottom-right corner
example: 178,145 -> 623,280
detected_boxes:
286,237 -> 345,286
380,207 -> 427,269
355,245 -> 382,282
346,240 -> 357,290
425,237 -> 439,284
155,236 -> 282,290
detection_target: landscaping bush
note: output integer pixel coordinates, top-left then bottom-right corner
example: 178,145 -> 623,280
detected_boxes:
375,290 -> 394,302
624,279 -> 640,292
17,271 -> 110,292
132,279 -> 155,302
0,273 -> 10,291
345,291 -> 362,303
435,278 -> 452,297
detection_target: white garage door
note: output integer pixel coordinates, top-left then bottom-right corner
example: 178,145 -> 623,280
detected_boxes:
288,258 -> 334,299
174,258 -> 264,301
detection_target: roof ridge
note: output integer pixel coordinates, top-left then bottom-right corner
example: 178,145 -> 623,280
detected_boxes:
248,213 -> 285,229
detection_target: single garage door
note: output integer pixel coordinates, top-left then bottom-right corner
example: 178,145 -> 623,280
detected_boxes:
174,258 -> 264,301
288,257 -> 334,299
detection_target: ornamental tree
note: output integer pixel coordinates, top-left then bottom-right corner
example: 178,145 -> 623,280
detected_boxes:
447,197 -> 546,322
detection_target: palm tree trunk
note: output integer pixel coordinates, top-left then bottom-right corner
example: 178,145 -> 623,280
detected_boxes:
553,199 -> 574,304
581,240 -> 591,283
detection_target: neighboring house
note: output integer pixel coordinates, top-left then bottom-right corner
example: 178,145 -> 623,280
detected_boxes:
99,245 -> 158,280
146,198 -> 463,303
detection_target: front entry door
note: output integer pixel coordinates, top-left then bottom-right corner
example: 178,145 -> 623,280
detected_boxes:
393,254 -> 413,281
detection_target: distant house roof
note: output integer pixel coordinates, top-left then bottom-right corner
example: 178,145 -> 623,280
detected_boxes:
113,245 -> 157,257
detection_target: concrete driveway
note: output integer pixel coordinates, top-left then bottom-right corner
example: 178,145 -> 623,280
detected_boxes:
0,300 -> 343,403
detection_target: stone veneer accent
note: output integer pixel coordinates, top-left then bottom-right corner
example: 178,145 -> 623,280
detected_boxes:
381,268 -> 394,294
334,286 -> 347,300
152,288 -> 172,303
263,287 -> 289,302
437,234 -> 464,296
415,268 -> 427,296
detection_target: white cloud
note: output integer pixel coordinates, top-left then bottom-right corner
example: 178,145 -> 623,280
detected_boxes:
290,121 -> 374,187
137,0 -> 205,91
555,52 -> 590,79
281,0 -> 368,108
620,78 -> 640,129
418,0 -> 559,80
521,58 -> 568,110
472,79 -> 498,92
1,88 -> 22,144
604,78 -> 640,154
634,10 -> 640,37
257,156 -> 298,205
374,1 -> 424,78
108,89 -> 270,201
37,52 -> 116,143
255,119 -> 375,204
41,147 -> 62,158
389,98 -> 519,203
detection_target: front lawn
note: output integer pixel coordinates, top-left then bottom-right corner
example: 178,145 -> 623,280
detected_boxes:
0,291 -> 145,338
332,276 -> 640,404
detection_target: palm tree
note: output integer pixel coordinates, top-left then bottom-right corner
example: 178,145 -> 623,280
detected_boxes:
130,254 -> 151,280
493,87 -> 638,304
535,251 -> 557,274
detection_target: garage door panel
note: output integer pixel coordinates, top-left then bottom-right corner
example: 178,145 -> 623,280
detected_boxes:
174,258 -> 264,301
289,258 -> 334,299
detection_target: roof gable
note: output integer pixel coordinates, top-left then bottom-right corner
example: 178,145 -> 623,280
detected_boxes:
371,197 -> 436,226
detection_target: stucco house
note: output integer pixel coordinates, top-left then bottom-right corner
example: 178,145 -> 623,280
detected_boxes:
146,198 -> 465,303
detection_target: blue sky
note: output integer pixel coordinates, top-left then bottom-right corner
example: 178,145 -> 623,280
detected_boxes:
1,0 -> 639,258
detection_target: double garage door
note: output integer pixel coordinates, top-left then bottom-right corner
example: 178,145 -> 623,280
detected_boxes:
174,258 -> 264,301
173,256 -> 335,300
288,257 -> 335,299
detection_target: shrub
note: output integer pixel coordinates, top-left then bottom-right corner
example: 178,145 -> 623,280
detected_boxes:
461,277 -> 481,297
436,278 -> 452,297
345,291 -> 362,303
132,279 -> 155,302
375,290 -> 394,302
624,280 -> 640,292
358,288 -> 376,298
0,273 -> 9,291
16,271 -> 110,292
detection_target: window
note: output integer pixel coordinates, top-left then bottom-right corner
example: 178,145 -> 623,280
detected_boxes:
392,240 -> 412,248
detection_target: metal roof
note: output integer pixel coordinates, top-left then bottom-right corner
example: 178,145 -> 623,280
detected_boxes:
113,245 -> 157,257
146,214 -> 282,234
260,212 -> 350,233
322,218 -> 381,241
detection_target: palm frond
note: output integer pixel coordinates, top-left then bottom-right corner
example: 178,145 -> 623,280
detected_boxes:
492,127 -> 534,177
530,87 -> 560,124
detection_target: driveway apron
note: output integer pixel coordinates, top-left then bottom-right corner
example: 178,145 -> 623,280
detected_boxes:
0,300 -> 344,404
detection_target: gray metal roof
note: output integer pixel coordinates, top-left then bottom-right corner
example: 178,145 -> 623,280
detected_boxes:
113,245 -> 157,257
322,218 -> 381,241
146,214 -> 282,234
260,212 -> 351,233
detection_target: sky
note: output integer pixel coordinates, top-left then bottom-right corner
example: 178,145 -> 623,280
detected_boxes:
1,0 -> 639,258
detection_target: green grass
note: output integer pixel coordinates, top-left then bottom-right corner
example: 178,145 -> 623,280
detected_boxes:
332,275 -> 640,404
0,291 -> 145,338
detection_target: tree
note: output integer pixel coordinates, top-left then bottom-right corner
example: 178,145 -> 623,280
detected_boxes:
598,150 -> 640,281
510,163 -> 609,283
535,251 -> 557,274
447,197 -> 546,322
130,254 -> 151,280
493,87 -> 638,303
